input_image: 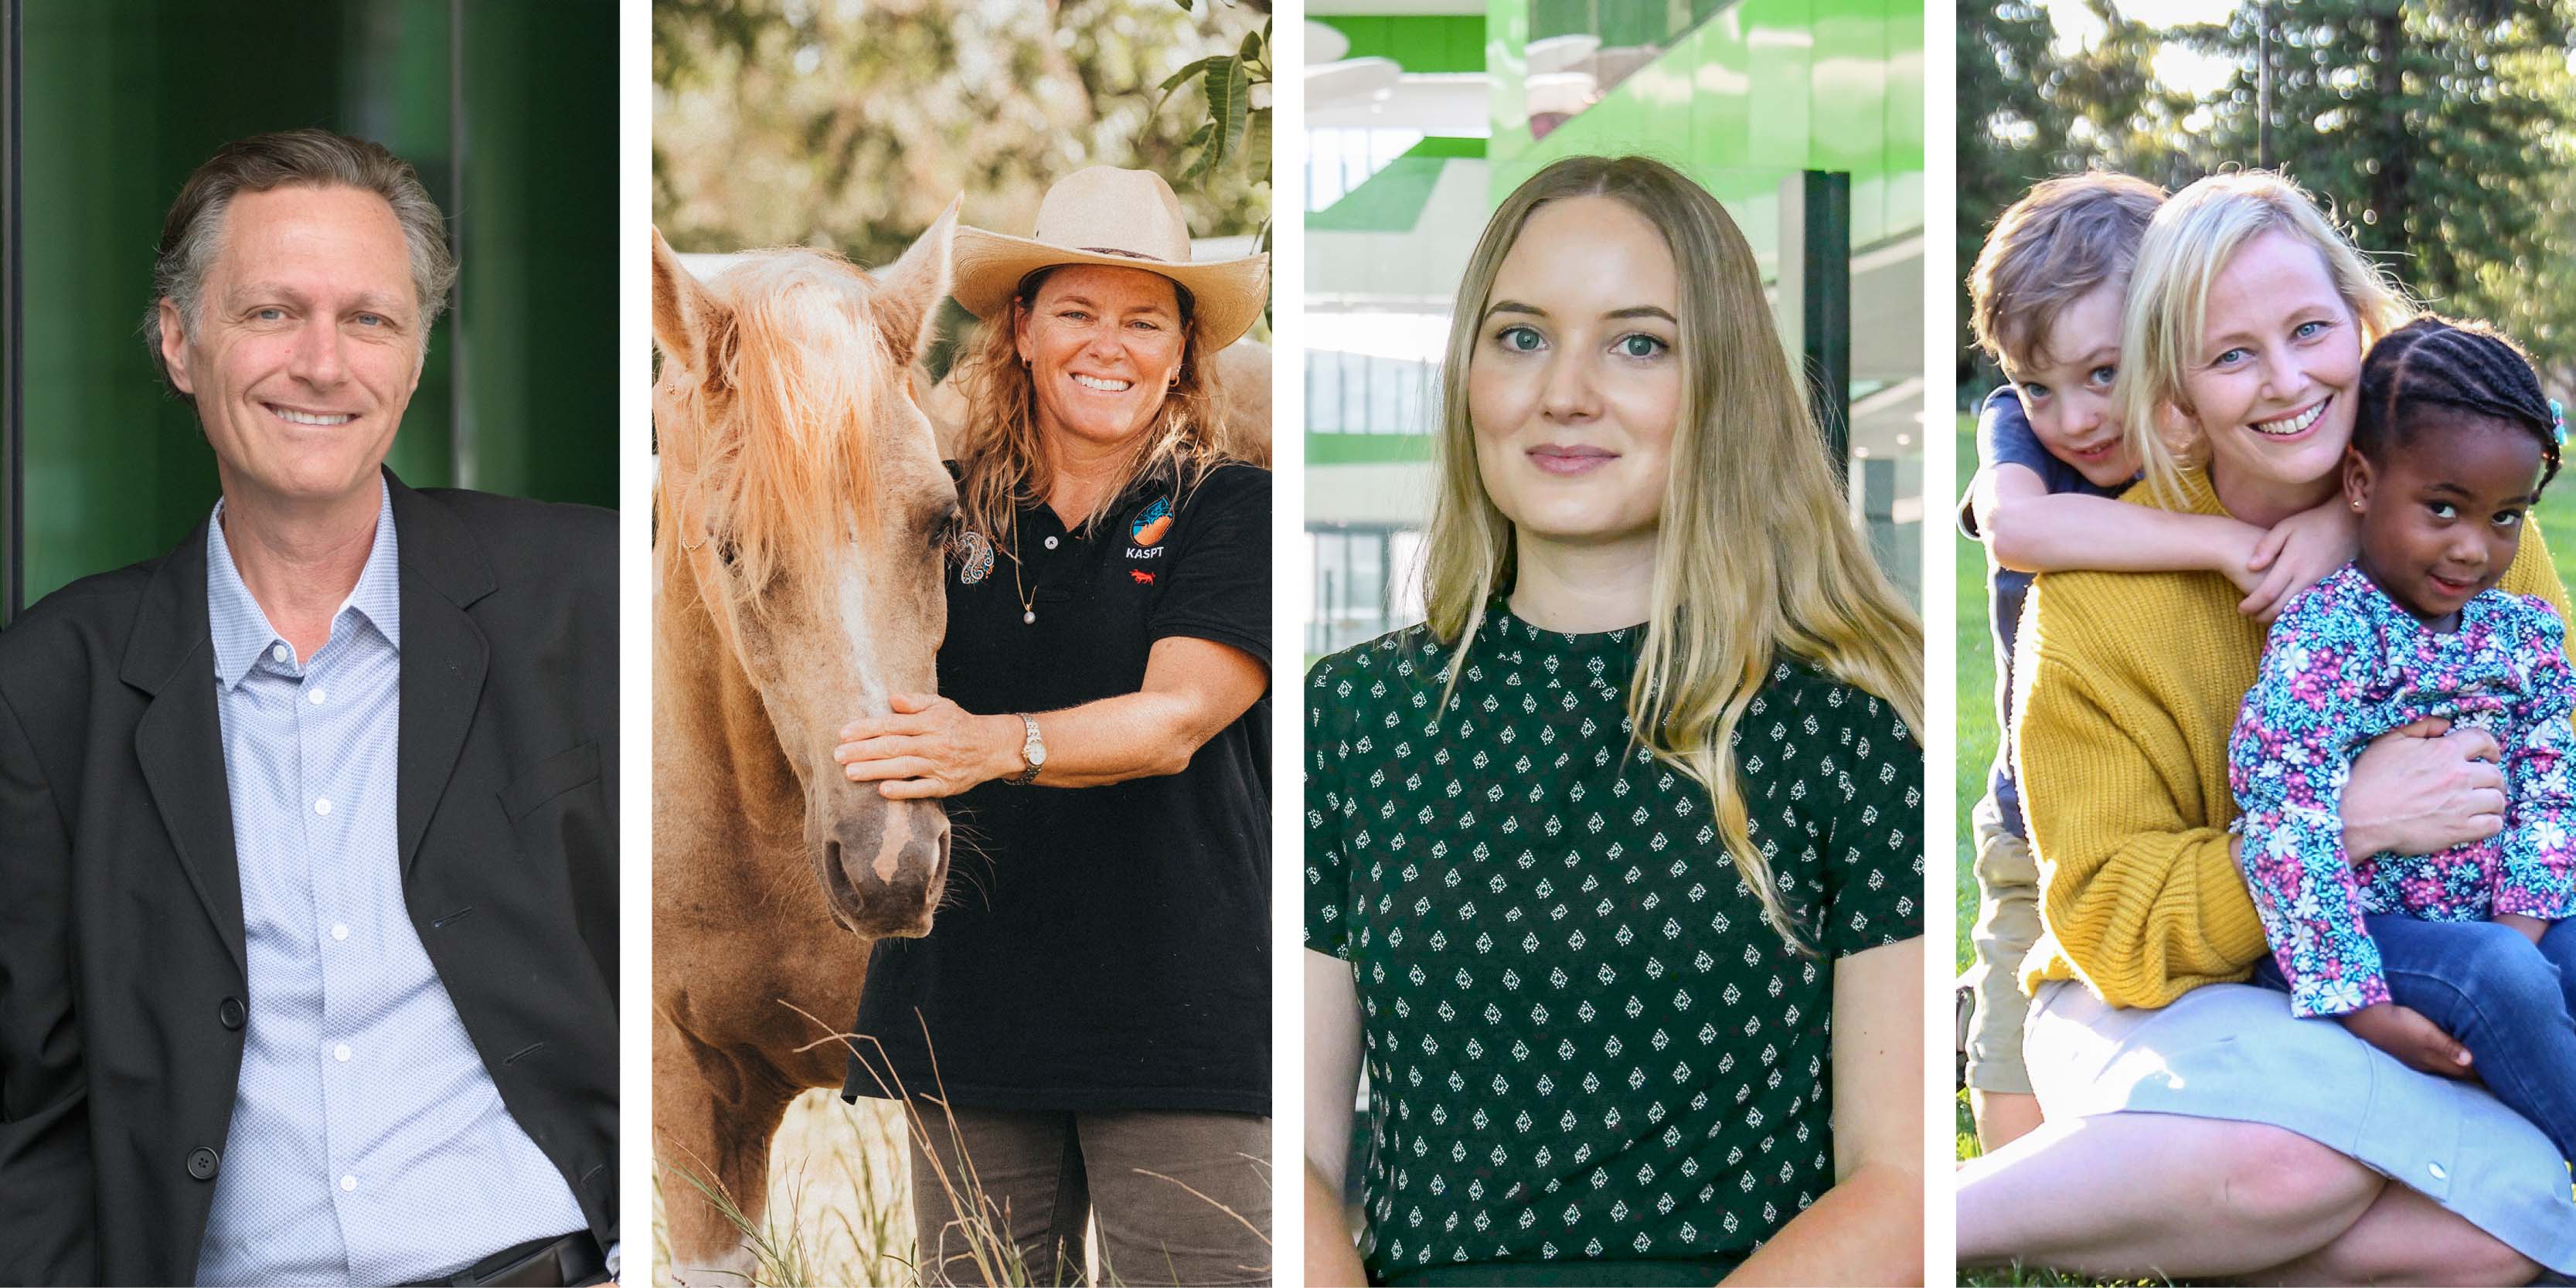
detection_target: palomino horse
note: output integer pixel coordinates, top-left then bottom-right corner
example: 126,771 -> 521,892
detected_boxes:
651,210 -> 959,1284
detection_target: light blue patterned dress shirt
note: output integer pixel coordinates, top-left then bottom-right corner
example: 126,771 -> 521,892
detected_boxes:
193,484 -> 590,1286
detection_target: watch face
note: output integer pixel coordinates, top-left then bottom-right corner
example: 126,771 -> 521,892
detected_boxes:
1027,739 -> 1047,766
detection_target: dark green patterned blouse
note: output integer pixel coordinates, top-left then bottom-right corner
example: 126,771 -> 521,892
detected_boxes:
1304,607 -> 1922,1281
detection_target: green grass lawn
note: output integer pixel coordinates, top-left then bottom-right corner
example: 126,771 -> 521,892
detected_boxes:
1956,420 -> 1993,977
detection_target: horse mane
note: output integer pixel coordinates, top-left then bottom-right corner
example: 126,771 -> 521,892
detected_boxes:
665,247 -> 894,594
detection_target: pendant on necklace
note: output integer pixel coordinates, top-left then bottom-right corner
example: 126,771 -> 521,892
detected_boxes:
1023,610 -> 1036,624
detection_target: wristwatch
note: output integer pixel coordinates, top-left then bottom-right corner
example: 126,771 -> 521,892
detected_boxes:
1012,714 -> 1046,786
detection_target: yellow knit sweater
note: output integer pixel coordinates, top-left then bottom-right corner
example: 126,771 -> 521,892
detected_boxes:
2013,471 -> 2572,1008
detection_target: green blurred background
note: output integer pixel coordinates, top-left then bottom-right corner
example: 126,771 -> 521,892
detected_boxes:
1,0 -> 615,621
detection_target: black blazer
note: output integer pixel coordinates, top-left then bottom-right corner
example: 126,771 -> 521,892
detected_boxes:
0,474 -> 618,1285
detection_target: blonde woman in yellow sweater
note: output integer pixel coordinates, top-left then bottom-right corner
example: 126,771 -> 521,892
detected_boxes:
1957,172 -> 2576,1284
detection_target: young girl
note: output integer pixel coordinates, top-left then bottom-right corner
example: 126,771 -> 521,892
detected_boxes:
2230,316 -> 2576,1165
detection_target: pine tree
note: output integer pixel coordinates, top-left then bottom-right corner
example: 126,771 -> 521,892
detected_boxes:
1957,2 -> 2192,379
2182,0 -> 2576,372
1958,1 -> 2063,377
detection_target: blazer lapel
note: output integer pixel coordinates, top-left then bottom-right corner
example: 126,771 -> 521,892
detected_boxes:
390,474 -> 497,879
121,519 -> 247,979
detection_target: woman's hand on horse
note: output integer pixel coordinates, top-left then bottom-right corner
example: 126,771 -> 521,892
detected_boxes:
836,693 -> 1019,800
2339,717 -> 2506,859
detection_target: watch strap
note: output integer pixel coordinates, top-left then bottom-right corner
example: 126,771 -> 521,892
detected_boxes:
1012,713 -> 1043,786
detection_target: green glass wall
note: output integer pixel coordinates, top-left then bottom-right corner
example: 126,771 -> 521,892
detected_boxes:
3,0 -> 614,618
1489,0 -> 1924,269
1315,15 -> 1486,73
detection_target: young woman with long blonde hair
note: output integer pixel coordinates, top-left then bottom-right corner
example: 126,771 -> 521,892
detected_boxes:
1303,154 -> 1926,1287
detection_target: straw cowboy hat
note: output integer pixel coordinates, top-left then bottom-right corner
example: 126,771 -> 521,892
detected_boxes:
949,166 -> 1270,349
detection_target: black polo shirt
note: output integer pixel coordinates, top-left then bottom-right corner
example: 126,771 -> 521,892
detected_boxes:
846,460 -> 1271,1115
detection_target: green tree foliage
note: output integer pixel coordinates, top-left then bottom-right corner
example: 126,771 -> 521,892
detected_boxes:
1956,2 -> 2194,367
1959,0 -> 2576,381
1958,0 -> 2059,322
653,0 -> 1268,266
2185,1 -> 2576,377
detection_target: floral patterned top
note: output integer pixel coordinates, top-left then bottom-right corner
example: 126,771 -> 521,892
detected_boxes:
1305,606 -> 1922,1280
2230,562 -> 2576,1018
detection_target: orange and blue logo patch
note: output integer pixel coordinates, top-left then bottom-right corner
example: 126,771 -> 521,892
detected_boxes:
1129,497 -> 1173,550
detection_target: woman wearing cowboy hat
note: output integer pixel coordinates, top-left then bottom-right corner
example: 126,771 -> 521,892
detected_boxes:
835,165 -> 1274,1287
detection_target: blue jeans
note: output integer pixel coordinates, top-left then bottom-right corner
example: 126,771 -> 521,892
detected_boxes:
2254,915 -> 2576,1166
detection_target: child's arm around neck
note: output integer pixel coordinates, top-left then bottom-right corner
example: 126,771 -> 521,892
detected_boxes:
1978,467 -> 2258,578
1966,384 -> 2266,579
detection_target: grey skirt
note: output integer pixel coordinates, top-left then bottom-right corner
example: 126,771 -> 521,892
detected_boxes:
2026,979 -> 2576,1275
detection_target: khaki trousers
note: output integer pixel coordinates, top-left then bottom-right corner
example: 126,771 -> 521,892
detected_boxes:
1963,792 -> 2043,1094
907,1106 -> 1272,1286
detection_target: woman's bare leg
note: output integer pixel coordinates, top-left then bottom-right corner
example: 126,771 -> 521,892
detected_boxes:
1958,1112 -> 2380,1277
2246,1181 -> 2540,1287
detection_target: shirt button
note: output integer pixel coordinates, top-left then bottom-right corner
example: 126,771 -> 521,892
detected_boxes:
1044,535 -> 1059,549
313,797 -> 333,817
308,688 -> 327,705
340,1174 -> 358,1192
271,643 -> 290,663
188,1147 -> 221,1181
332,923 -> 349,942
2429,1162 -> 2449,1181
333,1044 -> 352,1062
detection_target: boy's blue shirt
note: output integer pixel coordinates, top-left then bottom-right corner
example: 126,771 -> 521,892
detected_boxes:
1959,384 -> 2121,838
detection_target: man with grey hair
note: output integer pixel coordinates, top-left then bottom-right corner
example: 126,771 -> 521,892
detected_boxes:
0,129 -> 616,1286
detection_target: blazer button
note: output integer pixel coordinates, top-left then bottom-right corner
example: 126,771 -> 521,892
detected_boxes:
217,997 -> 246,1030
186,1147 -> 219,1181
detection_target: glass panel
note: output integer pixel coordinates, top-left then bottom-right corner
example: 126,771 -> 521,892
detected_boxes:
1344,530 -> 1386,632
1525,0 -> 1739,139
1311,526 -> 1424,654
1341,352 -> 1370,434
1308,353 -> 1339,433
451,0 -> 620,511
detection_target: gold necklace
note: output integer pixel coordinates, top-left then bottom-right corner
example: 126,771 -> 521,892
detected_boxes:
1011,538 -> 1037,624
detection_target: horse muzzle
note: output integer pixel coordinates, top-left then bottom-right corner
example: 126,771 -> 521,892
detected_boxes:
818,801 -> 951,938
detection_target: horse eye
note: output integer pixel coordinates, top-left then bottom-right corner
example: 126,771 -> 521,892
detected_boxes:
931,505 -> 963,552
713,535 -> 740,568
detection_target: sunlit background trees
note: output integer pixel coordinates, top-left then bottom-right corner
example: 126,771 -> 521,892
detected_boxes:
1961,0 -> 2576,386
653,0 -> 1269,266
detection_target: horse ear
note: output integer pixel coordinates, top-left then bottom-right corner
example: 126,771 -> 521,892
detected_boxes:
872,197 -> 958,370
652,226 -> 727,377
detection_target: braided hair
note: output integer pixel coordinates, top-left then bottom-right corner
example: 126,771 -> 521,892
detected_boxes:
2354,315 -> 2563,495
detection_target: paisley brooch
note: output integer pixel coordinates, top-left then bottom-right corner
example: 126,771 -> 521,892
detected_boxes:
954,528 -> 995,584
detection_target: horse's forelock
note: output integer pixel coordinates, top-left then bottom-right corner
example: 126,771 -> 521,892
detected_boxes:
688,250 -> 910,596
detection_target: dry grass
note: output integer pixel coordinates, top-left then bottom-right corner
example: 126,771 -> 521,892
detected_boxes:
652,1089 -> 920,1287
649,1083 -> 1273,1288
645,1009 -> 1261,1287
